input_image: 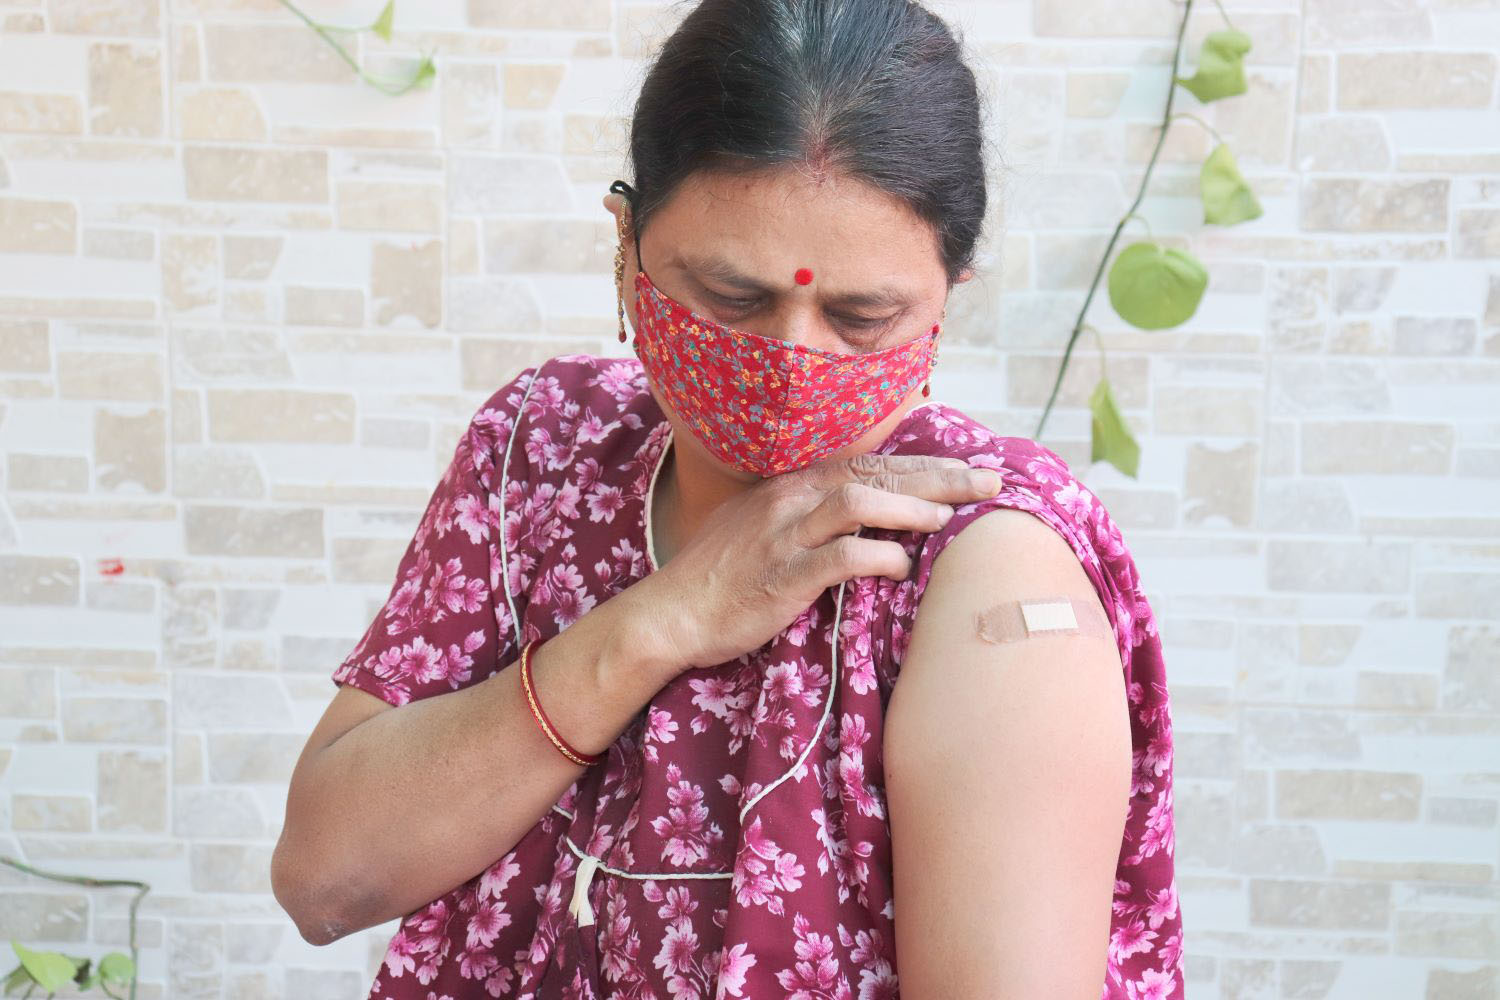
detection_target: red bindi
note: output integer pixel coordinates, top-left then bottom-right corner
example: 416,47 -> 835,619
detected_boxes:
793,267 -> 814,285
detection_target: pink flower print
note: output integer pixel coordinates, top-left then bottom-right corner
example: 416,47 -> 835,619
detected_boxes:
642,704 -> 680,764
466,899 -> 509,949
650,764 -> 725,867
774,915 -> 851,1000
712,943 -> 756,999
1158,929 -> 1185,974
520,373 -> 567,422
1145,883 -> 1178,930
478,854 -> 521,901
1125,966 -> 1178,1000
1052,479 -> 1097,524
928,410 -> 976,449
1026,453 -> 1073,488
597,890 -> 644,986
654,920 -> 700,981
753,660 -> 829,761
585,482 -> 626,523
688,673 -> 749,735
483,966 -> 514,998
656,884 -> 698,922
383,575 -> 422,634
1132,787 -> 1175,864
450,491 -> 493,545
428,558 -> 486,615
1110,915 -> 1158,964
459,946 -> 499,980
405,632 -> 481,691
641,893 -> 719,999
732,815 -> 804,915
590,360 -> 646,402
539,563 -> 597,629
383,927 -> 420,978
855,963 -> 898,1000
576,407 -> 622,445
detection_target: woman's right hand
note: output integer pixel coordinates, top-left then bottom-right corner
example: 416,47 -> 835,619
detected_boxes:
635,451 -> 1004,672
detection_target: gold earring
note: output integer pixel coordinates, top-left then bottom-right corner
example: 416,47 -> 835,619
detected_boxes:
614,206 -> 631,343
923,306 -> 946,398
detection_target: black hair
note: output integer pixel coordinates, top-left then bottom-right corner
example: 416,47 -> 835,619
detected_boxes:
610,0 -> 990,288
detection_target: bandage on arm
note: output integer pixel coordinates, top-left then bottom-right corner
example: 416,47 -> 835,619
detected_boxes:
974,594 -> 1114,645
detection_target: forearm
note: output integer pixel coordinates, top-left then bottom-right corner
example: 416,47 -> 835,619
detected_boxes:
277,584 -> 679,942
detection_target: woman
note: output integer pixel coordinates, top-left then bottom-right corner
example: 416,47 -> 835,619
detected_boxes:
272,0 -> 1183,996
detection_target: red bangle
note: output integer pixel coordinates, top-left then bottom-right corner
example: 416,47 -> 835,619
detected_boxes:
519,637 -> 604,767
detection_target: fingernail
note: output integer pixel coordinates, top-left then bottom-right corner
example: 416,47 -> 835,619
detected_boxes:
971,470 -> 1000,493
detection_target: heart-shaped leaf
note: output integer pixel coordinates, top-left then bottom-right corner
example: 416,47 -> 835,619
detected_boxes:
369,0 -> 395,42
1089,379 -> 1140,478
1107,241 -> 1208,330
10,942 -> 77,993
1175,28 -> 1252,103
98,952 -> 135,984
1201,143 -> 1263,225
410,54 -> 436,90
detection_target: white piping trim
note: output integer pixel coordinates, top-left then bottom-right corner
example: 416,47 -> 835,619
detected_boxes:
499,361 -> 543,655
641,424 -> 672,572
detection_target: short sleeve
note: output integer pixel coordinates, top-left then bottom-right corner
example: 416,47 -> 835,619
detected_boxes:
892,441 -> 1131,672
331,364 -> 540,707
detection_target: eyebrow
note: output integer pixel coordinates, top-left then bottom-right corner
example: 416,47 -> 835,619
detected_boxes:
678,251 -> 916,310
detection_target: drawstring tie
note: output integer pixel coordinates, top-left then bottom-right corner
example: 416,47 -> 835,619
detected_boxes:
568,853 -> 603,927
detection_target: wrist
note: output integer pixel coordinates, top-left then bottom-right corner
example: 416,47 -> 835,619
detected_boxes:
597,583 -> 683,692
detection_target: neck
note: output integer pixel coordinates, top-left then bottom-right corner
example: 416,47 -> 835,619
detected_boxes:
652,433 -> 755,567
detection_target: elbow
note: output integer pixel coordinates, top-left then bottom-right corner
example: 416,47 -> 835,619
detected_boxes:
271,831 -> 355,947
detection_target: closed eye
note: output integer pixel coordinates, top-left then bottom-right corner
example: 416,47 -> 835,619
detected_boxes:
710,293 -> 896,333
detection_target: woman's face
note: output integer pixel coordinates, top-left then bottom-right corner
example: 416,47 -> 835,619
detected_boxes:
604,165 -> 972,480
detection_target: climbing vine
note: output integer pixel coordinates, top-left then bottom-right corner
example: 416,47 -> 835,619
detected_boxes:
279,0 -> 435,95
1,857 -> 147,999
1039,0 -> 1261,477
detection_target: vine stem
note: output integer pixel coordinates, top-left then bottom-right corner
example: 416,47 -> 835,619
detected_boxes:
0,856 -> 149,1000
277,0 -> 431,96
1032,0 -> 1196,441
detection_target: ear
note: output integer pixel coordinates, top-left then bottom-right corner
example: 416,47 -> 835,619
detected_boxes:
955,266 -> 975,284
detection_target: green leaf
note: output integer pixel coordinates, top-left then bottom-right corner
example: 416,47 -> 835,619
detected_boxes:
97,953 -> 134,985
409,54 -> 436,89
10,942 -> 76,993
1200,142 -> 1262,226
1106,241 -> 1208,330
4,961 -> 33,996
1089,378 -> 1140,478
1174,28 -> 1252,103
369,0 -> 395,42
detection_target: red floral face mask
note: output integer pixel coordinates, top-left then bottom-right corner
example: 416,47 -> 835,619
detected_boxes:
630,266 -> 942,477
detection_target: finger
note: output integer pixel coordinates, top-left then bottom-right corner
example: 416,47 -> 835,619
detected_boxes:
795,451 -> 970,490
795,480 -> 954,549
860,466 -> 1004,506
794,532 -> 914,590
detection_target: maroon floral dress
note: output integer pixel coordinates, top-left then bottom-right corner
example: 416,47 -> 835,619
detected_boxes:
331,353 -> 1185,1000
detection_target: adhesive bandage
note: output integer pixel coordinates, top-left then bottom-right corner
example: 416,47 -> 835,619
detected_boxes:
974,594 -> 1114,645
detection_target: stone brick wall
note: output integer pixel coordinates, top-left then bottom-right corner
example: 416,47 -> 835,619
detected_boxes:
1,1 -> 1497,997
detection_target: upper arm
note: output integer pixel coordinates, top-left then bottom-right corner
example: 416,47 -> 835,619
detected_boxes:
328,364 -> 540,708
883,506 -> 1132,1000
